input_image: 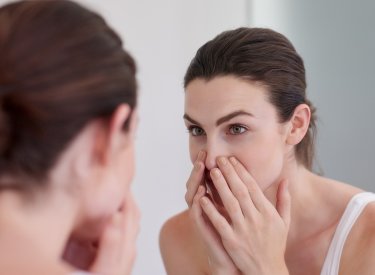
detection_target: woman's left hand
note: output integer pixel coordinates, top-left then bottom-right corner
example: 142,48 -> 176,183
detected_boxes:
63,193 -> 140,275
199,156 -> 291,275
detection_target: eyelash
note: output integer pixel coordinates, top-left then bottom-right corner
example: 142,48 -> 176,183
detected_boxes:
186,124 -> 249,136
227,124 -> 248,135
187,126 -> 205,136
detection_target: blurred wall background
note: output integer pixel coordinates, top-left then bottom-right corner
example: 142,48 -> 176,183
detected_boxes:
0,1 -> 373,274
74,1 -> 248,274
251,0 -> 375,190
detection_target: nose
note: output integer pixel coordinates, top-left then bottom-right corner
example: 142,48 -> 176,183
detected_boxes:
204,138 -> 228,170
205,152 -> 217,170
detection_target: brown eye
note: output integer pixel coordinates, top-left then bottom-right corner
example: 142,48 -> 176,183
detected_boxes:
229,125 -> 247,135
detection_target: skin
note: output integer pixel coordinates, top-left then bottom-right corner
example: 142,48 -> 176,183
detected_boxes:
160,75 -> 375,275
0,104 -> 140,274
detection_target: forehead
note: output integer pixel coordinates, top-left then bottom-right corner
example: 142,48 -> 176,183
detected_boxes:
184,75 -> 275,121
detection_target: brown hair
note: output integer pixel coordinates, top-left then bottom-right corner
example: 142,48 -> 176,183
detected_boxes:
184,27 -> 317,170
0,0 -> 137,188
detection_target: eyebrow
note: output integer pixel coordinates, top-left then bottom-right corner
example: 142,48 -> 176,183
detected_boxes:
183,110 -> 254,126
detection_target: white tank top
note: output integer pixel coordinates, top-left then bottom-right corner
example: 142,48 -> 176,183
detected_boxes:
320,192 -> 375,275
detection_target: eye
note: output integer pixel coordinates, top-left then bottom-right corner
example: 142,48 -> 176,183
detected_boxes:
187,126 -> 206,136
228,124 -> 247,135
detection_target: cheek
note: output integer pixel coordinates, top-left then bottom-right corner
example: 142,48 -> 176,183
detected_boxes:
189,137 -> 201,164
87,149 -> 135,227
116,143 -> 135,192
232,135 -> 285,190
74,215 -> 110,241
76,186 -> 120,240
94,175 -> 125,216
74,149 -> 136,241
122,146 -> 135,187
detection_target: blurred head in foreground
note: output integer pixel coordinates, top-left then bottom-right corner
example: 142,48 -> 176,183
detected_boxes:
0,0 -> 138,241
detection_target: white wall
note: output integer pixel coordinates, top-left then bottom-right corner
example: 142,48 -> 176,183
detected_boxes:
6,1 -> 374,274
76,1 -> 247,274
0,0 -> 246,274
251,0 -> 375,191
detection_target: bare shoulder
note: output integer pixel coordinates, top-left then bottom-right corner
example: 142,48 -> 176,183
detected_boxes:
160,210 -> 193,254
340,199 -> 375,275
159,210 -> 208,275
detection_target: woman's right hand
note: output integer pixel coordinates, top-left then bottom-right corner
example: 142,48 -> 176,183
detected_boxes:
185,151 -> 240,275
90,192 -> 140,275
185,151 -> 206,208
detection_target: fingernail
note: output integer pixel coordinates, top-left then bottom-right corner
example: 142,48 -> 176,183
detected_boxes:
229,157 -> 237,165
200,197 -> 209,206
218,157 -> 227,166
211,168 -> 221,178
198,151 -> 204,160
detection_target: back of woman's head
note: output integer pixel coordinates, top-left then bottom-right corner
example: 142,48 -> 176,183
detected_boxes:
0,0 -> 137,187
184,27 -> 317,170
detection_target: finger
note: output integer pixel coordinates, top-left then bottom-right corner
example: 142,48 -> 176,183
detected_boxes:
217,157 -> 257,219
191,185 -> 207,225
185,151 -> 206,207
276,180 -> 291,228
229,157 -> 270,212
121,194 -> 141,274
191,186 -> 218,245
91,194 -> 140,275
191,186 -> 231,261
199,195 -> 234,241
197,150 -> 206,162
210,168 -> 244,225
91,212 -> 124,274
122,195 -> 140,245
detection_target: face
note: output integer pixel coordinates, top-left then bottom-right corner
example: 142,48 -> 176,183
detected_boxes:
184,76 -> 290,192
74,108 -> 138,240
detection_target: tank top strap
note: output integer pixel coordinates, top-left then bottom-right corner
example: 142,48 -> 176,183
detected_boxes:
320,192 -> 375,275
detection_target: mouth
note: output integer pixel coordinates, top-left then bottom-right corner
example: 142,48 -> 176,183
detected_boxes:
204,169 -> 213,187
204,169 -> 224,207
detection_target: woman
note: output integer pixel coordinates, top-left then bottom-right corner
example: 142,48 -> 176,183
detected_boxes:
0,1 -> 139,274
160,27 -> 375,275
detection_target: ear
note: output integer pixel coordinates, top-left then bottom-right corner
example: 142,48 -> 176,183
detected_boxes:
286,104 -> 311,146
127,107 -> 138,139
94,104 -> 134,165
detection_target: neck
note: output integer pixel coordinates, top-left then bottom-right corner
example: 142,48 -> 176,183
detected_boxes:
264,161 -> 334,247
0,186 -> 79,264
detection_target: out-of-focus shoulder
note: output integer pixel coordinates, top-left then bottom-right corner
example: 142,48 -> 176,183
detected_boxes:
159,209 -> 194,250
159,210 -> 207,275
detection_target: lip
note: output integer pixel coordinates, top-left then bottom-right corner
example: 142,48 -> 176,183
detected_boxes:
204,169 -> 224,207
